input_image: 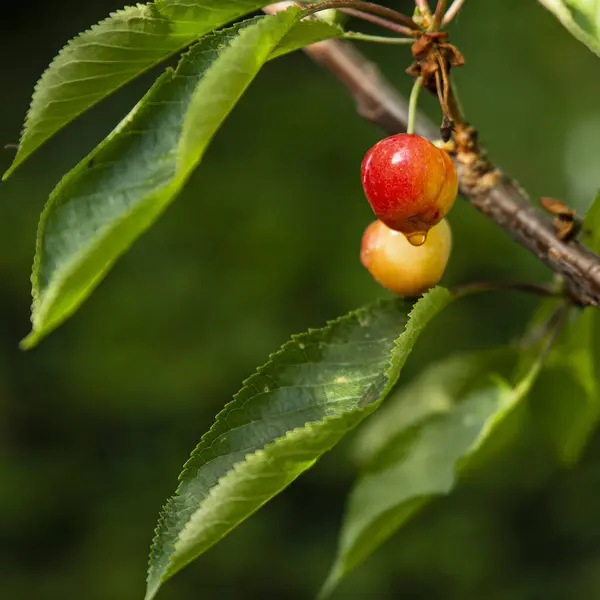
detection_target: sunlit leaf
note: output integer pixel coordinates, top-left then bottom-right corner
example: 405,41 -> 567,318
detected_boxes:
21,11 -> 342,348
538,0 -> 600,57
4,1 -> 274,177
145,288 -> 452,600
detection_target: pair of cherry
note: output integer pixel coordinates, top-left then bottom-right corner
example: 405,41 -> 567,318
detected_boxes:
361,133 -> 457,295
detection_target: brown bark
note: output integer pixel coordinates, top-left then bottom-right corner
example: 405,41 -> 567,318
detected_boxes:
265,4 -> 600,306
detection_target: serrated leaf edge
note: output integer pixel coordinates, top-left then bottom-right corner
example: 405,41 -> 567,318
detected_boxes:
320,340 -> 547,597
21,12 -> 300,348
4,1 -> 271,179
145,288 -> 452,598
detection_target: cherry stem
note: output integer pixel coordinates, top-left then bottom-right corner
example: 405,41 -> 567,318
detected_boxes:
442,0 -> 466,25
344,31 -> 414,44
431,0 -> 447,31
302,1 -> 419,34
339,8 -> 418,36
407,77 -> 423,134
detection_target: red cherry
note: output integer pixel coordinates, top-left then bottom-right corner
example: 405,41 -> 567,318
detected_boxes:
361,134 -> 458,236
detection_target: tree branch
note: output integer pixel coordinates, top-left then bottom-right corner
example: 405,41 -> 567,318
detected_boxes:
264,3 -> 600,306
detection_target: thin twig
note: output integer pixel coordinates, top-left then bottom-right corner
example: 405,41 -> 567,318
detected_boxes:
264,2 -> 600,307
339,8 -> 417,36
302,1 -> 418,32
512,300 -> 568,397
529,301 -> 569,368
520,302 -> 566,348
442,0 -> 466,26
453,280 -> 561,299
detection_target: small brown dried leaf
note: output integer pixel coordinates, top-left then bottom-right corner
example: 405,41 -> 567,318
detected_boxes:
541,197 -> 575,217
555,219 -> 576,241
411,35 -> 434,59
444,43 -> 465,67
406,62 -> 421,77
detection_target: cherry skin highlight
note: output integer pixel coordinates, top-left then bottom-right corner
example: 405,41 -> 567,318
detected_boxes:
361,133 -> 458,236
360,218 -> 452,296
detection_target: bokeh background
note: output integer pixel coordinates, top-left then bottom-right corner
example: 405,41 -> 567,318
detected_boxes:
2,1 -> 600,598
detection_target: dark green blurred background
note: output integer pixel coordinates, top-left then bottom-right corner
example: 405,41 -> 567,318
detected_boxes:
2,1 -> 600,598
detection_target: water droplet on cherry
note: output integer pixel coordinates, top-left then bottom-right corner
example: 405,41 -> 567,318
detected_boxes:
406,231 -> 427,246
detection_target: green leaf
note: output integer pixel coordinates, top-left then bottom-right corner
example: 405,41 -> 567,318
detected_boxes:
538,0 -> 600,57
535,192 -> 600,463
321,347 -> 542,597
270,15 -> 344,58
145,288 -> 452,600
531,309 -> 598,464
21,11 -> 342,348
4,1 -> 272,178
584,189 -> 600,251
351,349 -> 518,466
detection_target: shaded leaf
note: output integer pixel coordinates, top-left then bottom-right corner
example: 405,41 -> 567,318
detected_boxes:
22,11 -> 342,348
321,346 -> 542,597
556,305 -> 598,462
352,349 -> 518,465
4,1 -> 272,177
535,191 -> 600,463
145,288 -> 452,600
538,0 -> 600,57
